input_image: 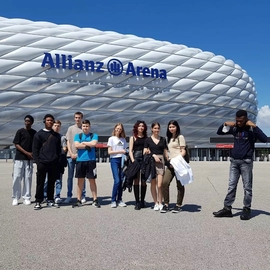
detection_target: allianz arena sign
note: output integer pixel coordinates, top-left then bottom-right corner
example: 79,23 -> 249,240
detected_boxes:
41,53 -> 167,79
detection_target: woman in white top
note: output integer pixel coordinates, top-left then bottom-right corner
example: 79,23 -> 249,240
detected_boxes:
161,120 -> 186,213
107,123 -> 127,208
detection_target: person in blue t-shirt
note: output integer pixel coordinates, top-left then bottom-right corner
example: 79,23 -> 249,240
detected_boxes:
72,120 -> 100,208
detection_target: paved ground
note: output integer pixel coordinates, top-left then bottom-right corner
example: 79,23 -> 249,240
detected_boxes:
0,160 -> 270,270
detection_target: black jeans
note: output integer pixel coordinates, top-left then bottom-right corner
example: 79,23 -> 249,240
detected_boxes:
35,162 -> 58,202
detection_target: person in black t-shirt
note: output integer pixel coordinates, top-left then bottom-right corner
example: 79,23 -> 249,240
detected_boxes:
12,115 -> 36,206
144,122 -> 169,211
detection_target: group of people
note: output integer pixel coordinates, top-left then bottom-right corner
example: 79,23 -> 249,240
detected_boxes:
107,120 -> 188,212
11,109 -> 267,220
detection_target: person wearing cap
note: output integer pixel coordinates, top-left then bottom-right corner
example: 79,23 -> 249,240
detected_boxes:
12,115 -> 36,206
32,114 -> 62,210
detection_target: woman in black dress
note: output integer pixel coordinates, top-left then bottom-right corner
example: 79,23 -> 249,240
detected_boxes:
143,122 -> 169,211
129,120 -> 148,210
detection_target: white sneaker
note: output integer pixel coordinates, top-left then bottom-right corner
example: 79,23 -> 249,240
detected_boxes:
81,197 -> 87,204
55,198 -> 62,204
64,197 -> 72,203
154,203 -> 159,211
41,198 -> 47,204
118,201 -> 127,207
12,199 -> 18,206
23,199 -> 31,205
159,204 -> 163,211
111,201 -> 117,208
47,201 -> 60,208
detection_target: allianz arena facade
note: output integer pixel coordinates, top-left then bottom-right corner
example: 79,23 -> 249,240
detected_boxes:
0,16 -> 258,147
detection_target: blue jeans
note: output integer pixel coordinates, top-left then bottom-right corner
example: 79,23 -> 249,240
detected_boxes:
44,173 -> 64,199
67,157 -> 86,198
110,157 -> 123,202
55,174 -> 63,199
44,174 -> 48,198
224,158 -> 253,208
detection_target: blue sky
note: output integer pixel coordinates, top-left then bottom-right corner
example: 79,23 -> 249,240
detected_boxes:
1,0 -> 270,134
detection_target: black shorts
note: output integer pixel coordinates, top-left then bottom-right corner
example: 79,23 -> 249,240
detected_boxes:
75,161 -> 97,179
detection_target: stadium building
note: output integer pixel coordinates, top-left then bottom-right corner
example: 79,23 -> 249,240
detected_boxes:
1,16 -> 265,161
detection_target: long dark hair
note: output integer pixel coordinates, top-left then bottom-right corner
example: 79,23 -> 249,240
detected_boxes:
151,122 -> 160,131
133,120 -> 147,138
166,120 -> 181,142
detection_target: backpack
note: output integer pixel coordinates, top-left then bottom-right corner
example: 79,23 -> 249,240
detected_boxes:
184,144 -> 190,163
59,135 -> 68,168
177,136 -> 190,163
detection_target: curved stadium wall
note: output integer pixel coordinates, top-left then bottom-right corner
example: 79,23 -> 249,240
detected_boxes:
0,16 -> 258,146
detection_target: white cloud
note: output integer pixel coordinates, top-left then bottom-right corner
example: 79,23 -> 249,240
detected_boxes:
257,105 -> 270,136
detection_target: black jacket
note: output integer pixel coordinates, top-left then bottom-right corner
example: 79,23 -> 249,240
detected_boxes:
217,124 -> 267,159
124,160 -> 141,191
141,154 -> 156,182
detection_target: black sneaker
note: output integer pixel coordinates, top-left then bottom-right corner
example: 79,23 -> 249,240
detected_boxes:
240,207 -> 251,220
93,199 -> 101,208
160,204 -> 169,213
72,200 -> 82,208
134,202 -> 141,210
140,201 -> 146,208
213,207 -> 233,217
172,205 -> 181,213
47,201 -> 60,208
34,202 -> 42,210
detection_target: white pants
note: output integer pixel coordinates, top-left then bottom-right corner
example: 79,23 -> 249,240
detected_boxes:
12,160 -> 33,200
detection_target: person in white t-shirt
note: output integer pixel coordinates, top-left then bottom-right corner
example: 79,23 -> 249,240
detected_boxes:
64,112 -> 86,204
107,123 -> 127,208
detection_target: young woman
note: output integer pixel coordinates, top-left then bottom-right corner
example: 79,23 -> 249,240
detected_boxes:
161,120 -> 186,213
107,123 -> 127,208
129,120 -> 148,210
143,122 -> 168,211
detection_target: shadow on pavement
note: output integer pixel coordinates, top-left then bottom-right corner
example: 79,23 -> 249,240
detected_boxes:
233,207 -> 270,219
181,204 -> 202,212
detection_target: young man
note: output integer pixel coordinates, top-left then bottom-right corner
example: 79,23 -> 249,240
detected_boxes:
12,115 -> 36,206
43,121 -> 67,203
32,114 -> 62,210
213,109 -> 267,220
72,120 -> 100,208
64,112 -> 86,203
52,120 -> 67,203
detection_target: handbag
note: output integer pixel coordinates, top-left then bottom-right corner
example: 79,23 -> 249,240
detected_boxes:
177,136 -> 190,163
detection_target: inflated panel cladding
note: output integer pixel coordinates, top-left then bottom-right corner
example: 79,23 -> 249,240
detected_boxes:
0,16 -> 258,146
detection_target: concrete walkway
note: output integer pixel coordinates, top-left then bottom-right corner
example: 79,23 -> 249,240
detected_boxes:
0,160 -> 270,270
